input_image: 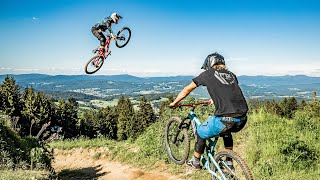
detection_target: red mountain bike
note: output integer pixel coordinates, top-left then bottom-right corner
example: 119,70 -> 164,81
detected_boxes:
85,27 -> 131,74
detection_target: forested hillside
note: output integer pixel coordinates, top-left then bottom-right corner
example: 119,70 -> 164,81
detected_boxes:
1,76 -> 319,179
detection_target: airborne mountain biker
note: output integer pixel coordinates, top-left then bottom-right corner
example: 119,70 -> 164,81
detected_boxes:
91,13 -> 122,53
169,52 -> 248,169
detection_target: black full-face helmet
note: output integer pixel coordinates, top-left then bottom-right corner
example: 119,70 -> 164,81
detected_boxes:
201,52 -> 225,70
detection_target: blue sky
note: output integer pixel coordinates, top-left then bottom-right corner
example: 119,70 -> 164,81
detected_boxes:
0,0 -> 319,76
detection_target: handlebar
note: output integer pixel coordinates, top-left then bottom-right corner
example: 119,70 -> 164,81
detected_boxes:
177,101 -> 210,107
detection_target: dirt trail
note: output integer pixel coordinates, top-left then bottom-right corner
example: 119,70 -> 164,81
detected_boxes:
52,148 -> 183,180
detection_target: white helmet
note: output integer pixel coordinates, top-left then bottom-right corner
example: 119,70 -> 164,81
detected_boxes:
110,13 -> 121,24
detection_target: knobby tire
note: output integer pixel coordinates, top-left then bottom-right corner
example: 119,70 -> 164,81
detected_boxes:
165,117 -> 190,165
115,27 -> 131,48
214,150 -> 253,180
85,55 -> 104,74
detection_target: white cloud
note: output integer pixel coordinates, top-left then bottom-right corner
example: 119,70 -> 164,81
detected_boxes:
32,17 -> 39,20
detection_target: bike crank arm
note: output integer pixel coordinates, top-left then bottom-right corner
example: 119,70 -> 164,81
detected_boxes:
105,51 -> 111,59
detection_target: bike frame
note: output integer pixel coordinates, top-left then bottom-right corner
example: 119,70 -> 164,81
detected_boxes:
178,103 -> 232,180
98,35 -> 111,58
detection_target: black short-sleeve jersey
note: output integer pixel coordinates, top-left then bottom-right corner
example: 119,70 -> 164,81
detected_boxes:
193,68 -> 248,116
93,18 -> 113,33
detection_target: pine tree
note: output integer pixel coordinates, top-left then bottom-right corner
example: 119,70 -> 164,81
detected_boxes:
0,76 -> 22,117
116,96 -> 135,140
280,97 -> 298,118
0,87 -> 3,110
131,96 -> 156,138
269,100 -> 282,116
20,87 -> 56,137
22,87 -> 38,136
299,99 -> 307,110
35,92 -> 55,137
78,110 -> 95,138
100,107 -> 118,139
288,97 -> 298,116
55,98 -> 79,138
65,98 -> 79,137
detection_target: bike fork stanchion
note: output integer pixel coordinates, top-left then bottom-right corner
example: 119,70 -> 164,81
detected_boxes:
172,129 -> 180,145
172,119 -> 187,144
221,160 -> 237,177
206,160 -> 224,180
209,153 -> 227,180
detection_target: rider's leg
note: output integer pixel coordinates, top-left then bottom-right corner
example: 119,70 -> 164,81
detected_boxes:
195,132 -> 206,156
222,116 -> 247,169
187,132 -> 205,169
222,134 -> 234,166
222,134 -> 233,150
188,116 -> 226,169
91,27 -> 106,52
222,115 -> 247,151
193,132 -> 205,160
99,34 -> 106,52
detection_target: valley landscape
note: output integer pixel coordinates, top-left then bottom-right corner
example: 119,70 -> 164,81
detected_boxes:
1,74 -> 319,105
1,0 -> 320,179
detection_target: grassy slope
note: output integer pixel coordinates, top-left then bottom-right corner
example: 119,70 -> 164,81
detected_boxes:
0,114 -> 53,180
50,108 -> 320,180
0,170 -> 49,180
242,109 -> 320,180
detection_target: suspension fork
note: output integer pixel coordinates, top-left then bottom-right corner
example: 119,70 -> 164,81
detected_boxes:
172,117 -> 190,144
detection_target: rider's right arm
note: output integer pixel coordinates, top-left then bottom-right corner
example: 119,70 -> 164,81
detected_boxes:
171,81 -> 197,106
208,99 -> 214,105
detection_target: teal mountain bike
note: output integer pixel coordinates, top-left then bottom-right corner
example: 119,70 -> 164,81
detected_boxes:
165,102 -> 253,180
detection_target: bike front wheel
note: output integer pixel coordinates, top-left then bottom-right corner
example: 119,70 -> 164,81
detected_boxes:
85,55 -> 104,74
213,150 -> 253,180
164,117 -> 190,165
115,27 -> 131,48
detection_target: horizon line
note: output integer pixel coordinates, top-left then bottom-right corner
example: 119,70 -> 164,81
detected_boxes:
1,73 -> 320,78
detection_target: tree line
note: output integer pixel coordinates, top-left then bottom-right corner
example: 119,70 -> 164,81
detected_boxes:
0,76 -> 156,141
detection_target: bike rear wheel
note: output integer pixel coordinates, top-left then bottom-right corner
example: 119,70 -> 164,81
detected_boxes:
85,55 -> 104,74
213,150 -> 253,180
116,27 -> 131,48
164,117 -> 190,165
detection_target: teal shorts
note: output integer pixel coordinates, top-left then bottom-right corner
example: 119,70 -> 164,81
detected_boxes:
197,116 -> 243,139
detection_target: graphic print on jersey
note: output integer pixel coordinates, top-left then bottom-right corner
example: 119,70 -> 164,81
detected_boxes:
214,71 -> 236,85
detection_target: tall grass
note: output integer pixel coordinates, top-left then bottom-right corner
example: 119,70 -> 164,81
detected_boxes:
244,108 -> 320,179
50,105 -> 320,180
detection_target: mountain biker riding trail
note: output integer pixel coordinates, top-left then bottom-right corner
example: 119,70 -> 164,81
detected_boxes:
169,52 -> 248,170
91,12 -> 122,54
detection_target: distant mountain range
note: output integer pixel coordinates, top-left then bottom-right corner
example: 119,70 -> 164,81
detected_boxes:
1,74 -> 319,101
0,74 -> 193,83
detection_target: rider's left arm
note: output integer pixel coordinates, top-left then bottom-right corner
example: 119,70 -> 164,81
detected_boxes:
106,20 -> 117,41
108,29 -> 117,41
170,82 -> 197,107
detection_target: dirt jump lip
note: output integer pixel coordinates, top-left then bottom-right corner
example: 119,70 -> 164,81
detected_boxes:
53,148 -> 182,180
